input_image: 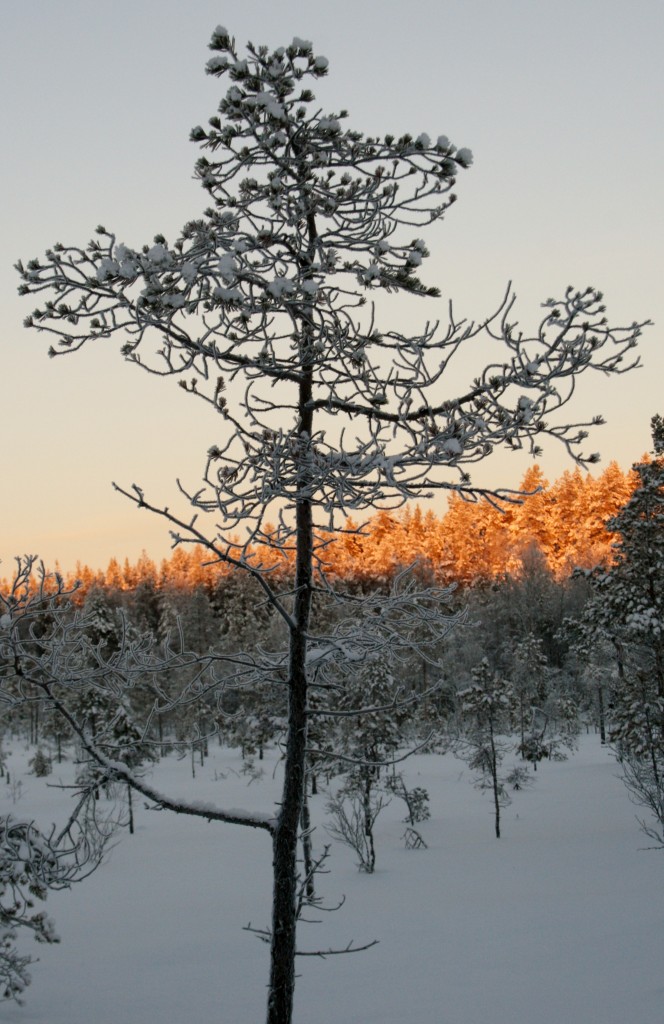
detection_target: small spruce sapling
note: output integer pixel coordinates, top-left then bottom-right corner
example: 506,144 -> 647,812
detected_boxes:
28,749 -> 52,778
385,772 -> 430,848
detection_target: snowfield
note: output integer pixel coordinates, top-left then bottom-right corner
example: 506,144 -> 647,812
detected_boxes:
3,734 -> 662,1024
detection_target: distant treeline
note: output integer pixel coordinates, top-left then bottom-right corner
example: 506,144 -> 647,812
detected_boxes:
3,460 -> 639,597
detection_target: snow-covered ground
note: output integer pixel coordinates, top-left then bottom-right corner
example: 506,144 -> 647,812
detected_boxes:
2,734 -> 662,1024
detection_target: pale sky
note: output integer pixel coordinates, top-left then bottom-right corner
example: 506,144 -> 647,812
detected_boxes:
1,0 -> 662,572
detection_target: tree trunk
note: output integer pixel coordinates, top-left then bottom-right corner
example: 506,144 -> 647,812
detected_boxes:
127,783 -> 134,835
489,722 -> 501,839
519,698 -> 526,752
266,555 -> 310,1021
362,771 -> 377,872
597,684 -> 606,745
266,415 -> 313,1023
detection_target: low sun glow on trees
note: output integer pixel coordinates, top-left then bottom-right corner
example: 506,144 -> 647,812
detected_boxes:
0,460 -> 641,597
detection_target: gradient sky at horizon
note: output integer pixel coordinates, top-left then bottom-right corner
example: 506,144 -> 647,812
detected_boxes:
1,0 -> 662,573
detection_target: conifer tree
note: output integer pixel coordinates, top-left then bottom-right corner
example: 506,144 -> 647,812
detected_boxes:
581,416 -> 664,841
457,659 -> 517,838
14,26 -> 648,1024
509,465 -> 553,564
586,417 -> 664,699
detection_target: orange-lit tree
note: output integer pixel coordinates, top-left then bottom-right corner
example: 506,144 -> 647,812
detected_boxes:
15,27 -> 648,1024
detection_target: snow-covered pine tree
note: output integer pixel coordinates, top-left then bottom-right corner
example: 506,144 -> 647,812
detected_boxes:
324,648 -> 414,871
510,632 -> 551,754
15,26 -> 648,1024
456,659 -> 517,837
581,415 -> 664,842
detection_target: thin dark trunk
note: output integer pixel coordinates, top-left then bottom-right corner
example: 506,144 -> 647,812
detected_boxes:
597,684 -> 606,745
489,722 -> 501,838
267,531 -> 310,1023
127,783 -> 134,835
266,194 -> 316,1024
519,697 -> 526,752
266,436 -> 313,1024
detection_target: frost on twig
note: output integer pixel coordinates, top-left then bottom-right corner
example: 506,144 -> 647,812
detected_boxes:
0,811 -> 108,1003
